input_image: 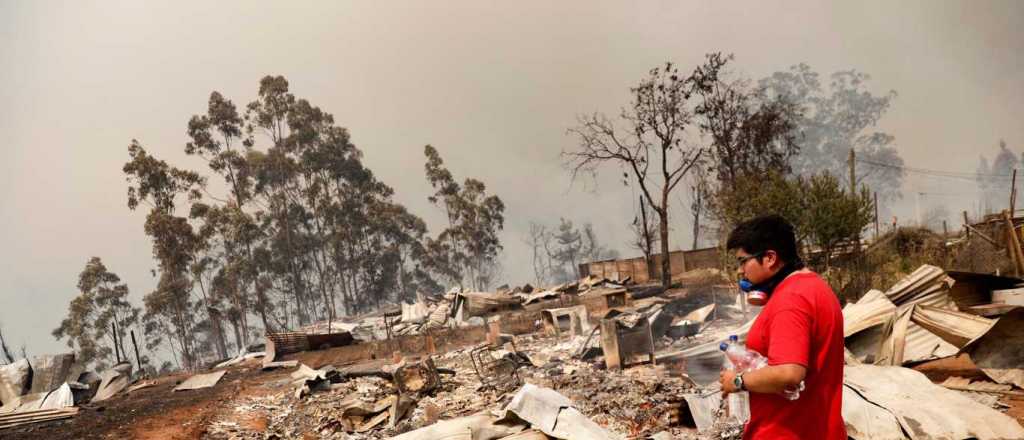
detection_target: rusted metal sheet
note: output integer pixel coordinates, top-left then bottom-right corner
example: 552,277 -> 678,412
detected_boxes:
266,332 -> 310,359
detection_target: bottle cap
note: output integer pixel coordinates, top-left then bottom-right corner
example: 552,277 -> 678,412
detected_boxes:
719,342 -> 729,352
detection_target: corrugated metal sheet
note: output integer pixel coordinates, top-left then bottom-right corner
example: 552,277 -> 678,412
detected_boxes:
964,308 -> 1024,389
843,289 -> 896,337
898,283 -> 955,310
911,305 -> 995,348
901,321 -> 959,364
844,365 -> 1024,440
877,305 -> 958,366
884,265 -> 950,306
841,383 -> 905,440
266,331 -> 310,358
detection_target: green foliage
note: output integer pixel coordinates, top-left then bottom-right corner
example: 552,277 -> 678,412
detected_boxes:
52,257 -> 140,370
116,76 -> 465,370
423,145 -> 506,290
712,171 -> 873,265
804,173 -> 874,258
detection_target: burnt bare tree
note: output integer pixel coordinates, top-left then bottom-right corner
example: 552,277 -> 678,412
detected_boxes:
631,194 -> 659,279
524,222 -> 553,286
695,76 -> 803,239
565,54 -> 731,287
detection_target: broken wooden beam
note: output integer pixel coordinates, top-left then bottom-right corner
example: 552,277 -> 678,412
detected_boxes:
963,223 -> 999,247
0,407 -> 79,430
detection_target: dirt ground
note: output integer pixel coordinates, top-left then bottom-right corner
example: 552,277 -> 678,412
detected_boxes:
7,352 -> 1024,440
0,367 -> 290,440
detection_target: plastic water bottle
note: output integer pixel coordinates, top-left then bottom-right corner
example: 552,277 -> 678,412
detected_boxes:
719,335 -> 803,400
719,335 -> 768,372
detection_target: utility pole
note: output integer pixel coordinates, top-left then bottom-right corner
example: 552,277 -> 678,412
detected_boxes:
848,149 -> 856,195
848,149 -> 862,248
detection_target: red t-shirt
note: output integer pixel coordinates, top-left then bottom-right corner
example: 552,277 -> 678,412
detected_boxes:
743,271 -> 846,440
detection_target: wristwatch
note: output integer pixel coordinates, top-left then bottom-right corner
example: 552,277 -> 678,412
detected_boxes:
733,372 -> 746,391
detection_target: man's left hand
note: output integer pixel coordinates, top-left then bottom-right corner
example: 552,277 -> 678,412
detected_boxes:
719,369 -> 739,395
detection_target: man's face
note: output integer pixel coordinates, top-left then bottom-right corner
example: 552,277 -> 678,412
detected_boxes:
735,248 -> 779,285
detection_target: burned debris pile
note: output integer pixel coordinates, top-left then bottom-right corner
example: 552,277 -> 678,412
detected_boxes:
7,257 -> 1024,439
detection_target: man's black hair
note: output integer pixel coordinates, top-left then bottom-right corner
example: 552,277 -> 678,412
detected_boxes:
726,214 -> 800,264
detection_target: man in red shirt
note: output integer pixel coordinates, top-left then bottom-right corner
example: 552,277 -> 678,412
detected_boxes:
718,215 -> 846,439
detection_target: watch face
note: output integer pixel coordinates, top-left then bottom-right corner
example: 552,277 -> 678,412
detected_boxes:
734,376 -> 742,388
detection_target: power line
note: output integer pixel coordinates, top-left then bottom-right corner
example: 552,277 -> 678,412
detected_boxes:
856,158 -> 1016,182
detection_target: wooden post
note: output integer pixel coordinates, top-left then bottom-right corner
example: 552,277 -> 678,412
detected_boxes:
487,321 -> 501,346
874,192 -> 879,239
425,334 -> 436,355
111,322 -> 121,363
600,319 -> 621,371
964,223 -> 999,247
963,211 -> 971,239
130,330 -> 142,373
942,220 -> 949,266
1011,169 -> 1018,216
1006,224 -> 1018,277
646,324 -> 657,366
1004,211 -> 1024,276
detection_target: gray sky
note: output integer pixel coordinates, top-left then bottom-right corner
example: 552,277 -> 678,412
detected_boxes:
1,1 -> 1022,356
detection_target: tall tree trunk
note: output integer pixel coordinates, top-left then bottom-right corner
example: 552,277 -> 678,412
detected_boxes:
658,206 -> 671,288
692,186 -> 702,250
284,225 -> 307,325
230,317 -> 243,354
639,195 -> 656,281
212,313 -> 227,359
